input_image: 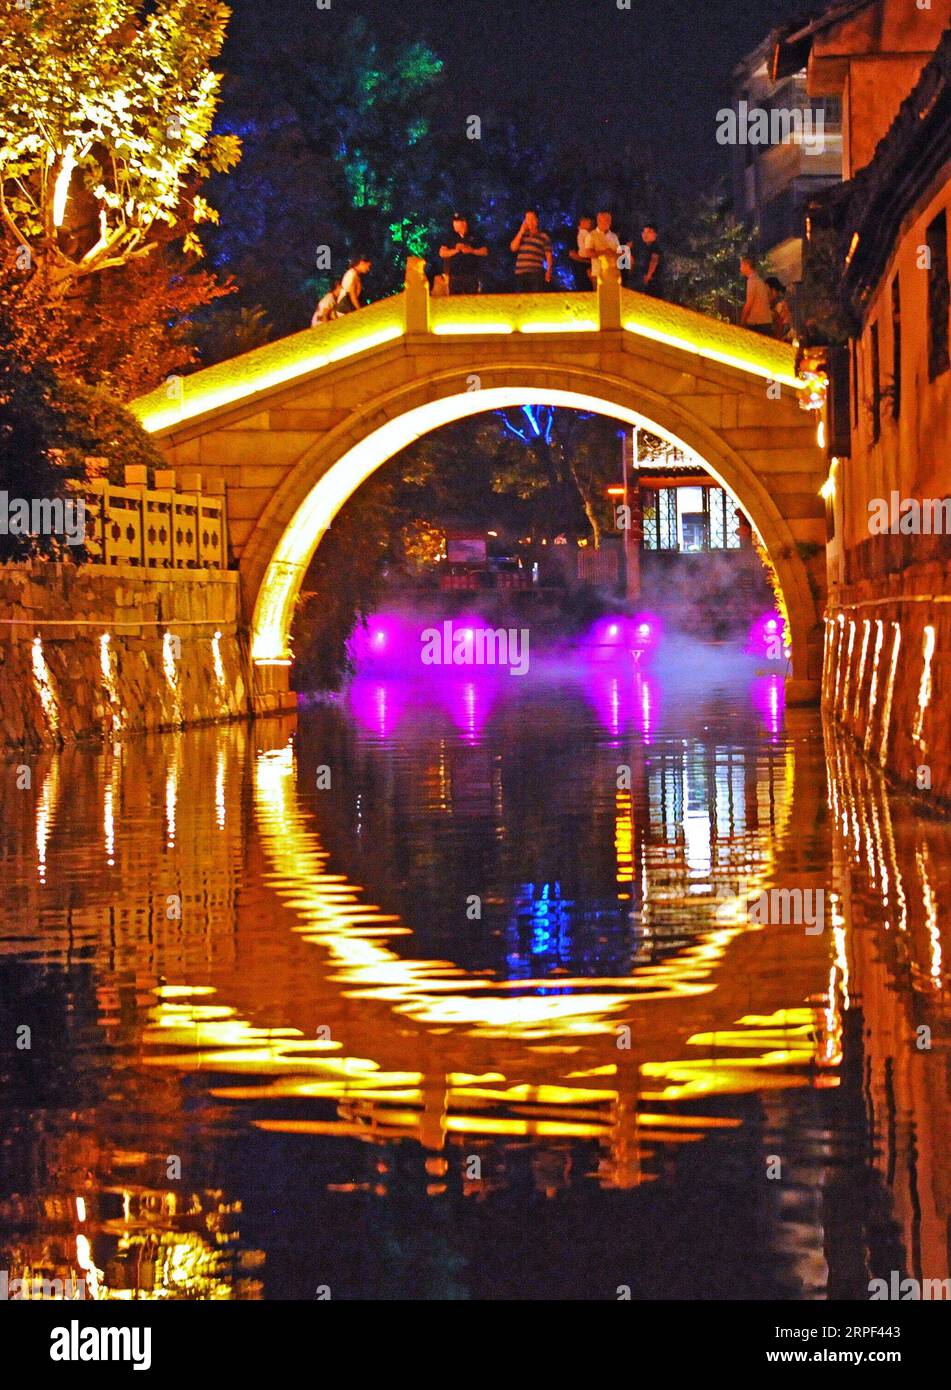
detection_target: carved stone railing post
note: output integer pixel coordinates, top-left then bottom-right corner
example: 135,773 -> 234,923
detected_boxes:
404,257 -> 431,335
595,254 -> 622,331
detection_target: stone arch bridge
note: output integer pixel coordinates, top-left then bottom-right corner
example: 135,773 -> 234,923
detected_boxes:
132,260 -> 828,711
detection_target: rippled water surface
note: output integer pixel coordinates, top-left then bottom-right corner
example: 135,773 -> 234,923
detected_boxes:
1,650 -> 948,1299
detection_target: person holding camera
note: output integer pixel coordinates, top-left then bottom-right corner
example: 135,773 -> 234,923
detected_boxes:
439,213 -> 489,295
510,209 -> 553,293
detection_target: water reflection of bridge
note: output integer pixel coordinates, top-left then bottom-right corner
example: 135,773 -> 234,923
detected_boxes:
146,708 -> 832,1194
2,705 -> 947,1297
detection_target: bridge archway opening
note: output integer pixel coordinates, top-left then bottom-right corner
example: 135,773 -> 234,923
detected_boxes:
247,380 -> 819,688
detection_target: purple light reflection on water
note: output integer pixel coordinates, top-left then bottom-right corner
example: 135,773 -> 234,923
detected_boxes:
584,669 -> 658,745
347,669 -> 500,744
750,673 -> 785,740
347,676 -> 411,739
447,678 -> 498,745
349,644 -> 784,746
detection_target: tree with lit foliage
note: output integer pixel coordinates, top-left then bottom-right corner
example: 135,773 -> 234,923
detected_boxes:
0,0 -> 240,395
0,0 -> 239,292
204,17 -> 449,334
0,0 -> 240,543
397,407 -> 623,549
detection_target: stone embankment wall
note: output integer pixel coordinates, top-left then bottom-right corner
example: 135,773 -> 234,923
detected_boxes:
822,550 -> 949,802
0,563 -> 250,750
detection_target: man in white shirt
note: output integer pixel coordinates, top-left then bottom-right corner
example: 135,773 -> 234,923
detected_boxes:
583,210 -> 621,283
740,256 -> 774,335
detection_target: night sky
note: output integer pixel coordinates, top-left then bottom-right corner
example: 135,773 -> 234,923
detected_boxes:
228,0 -> 812,191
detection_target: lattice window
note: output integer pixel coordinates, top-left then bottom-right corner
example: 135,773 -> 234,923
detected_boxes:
658,488 -> 677,550
724,491 -> 742,549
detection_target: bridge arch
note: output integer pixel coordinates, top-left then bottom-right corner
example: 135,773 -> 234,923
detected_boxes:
242,362 -> 822,689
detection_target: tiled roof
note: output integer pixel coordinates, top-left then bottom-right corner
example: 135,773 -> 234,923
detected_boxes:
771,0 -> 876,79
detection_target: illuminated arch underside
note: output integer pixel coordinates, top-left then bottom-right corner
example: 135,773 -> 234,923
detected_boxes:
252,386 -> 781,665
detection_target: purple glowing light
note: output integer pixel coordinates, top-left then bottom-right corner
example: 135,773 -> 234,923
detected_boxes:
748,611 -> 788,660
583,614 -> 661,663
347,611 -> 416,668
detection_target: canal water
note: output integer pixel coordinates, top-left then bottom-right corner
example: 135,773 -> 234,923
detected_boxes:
1,645 -> 948,1300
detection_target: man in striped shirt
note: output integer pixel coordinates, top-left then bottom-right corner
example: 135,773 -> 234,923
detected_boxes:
510,210 -> 553,292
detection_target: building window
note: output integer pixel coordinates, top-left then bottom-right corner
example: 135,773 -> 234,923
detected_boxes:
677,486 -> 708,551
710,491 -> 725,550
659,488 -> 678,550
643,487 -> 740,553
641,488 -> 680,552
926,211 -> 950,381
870,321 -> 881,444
709,489 -> 742,550
891,276 -> 901,420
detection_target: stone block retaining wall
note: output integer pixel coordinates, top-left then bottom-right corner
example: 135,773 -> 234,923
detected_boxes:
0,563 -> 249,750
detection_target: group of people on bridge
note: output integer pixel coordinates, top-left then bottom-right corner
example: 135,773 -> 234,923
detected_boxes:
311,209 -> 793,342
435,209 -> 665,298
311,209 -> 662,328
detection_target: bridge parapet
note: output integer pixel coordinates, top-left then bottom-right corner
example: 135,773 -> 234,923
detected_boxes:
134,271 -> 803,440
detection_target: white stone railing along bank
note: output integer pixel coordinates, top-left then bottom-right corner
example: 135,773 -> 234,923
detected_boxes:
80,465 -> 228,570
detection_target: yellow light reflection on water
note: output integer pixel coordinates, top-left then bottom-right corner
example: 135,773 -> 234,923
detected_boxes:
143,733 -> 829,1184
878,622 -> 901,767
35,755 -> 60,884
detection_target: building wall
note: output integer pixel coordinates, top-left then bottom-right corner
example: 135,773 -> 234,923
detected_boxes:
0,565 -> 249,750
809,1 -> 949,177
823,169 -> 950,800
730,53 -> 843,284
832,175 -> 951,568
